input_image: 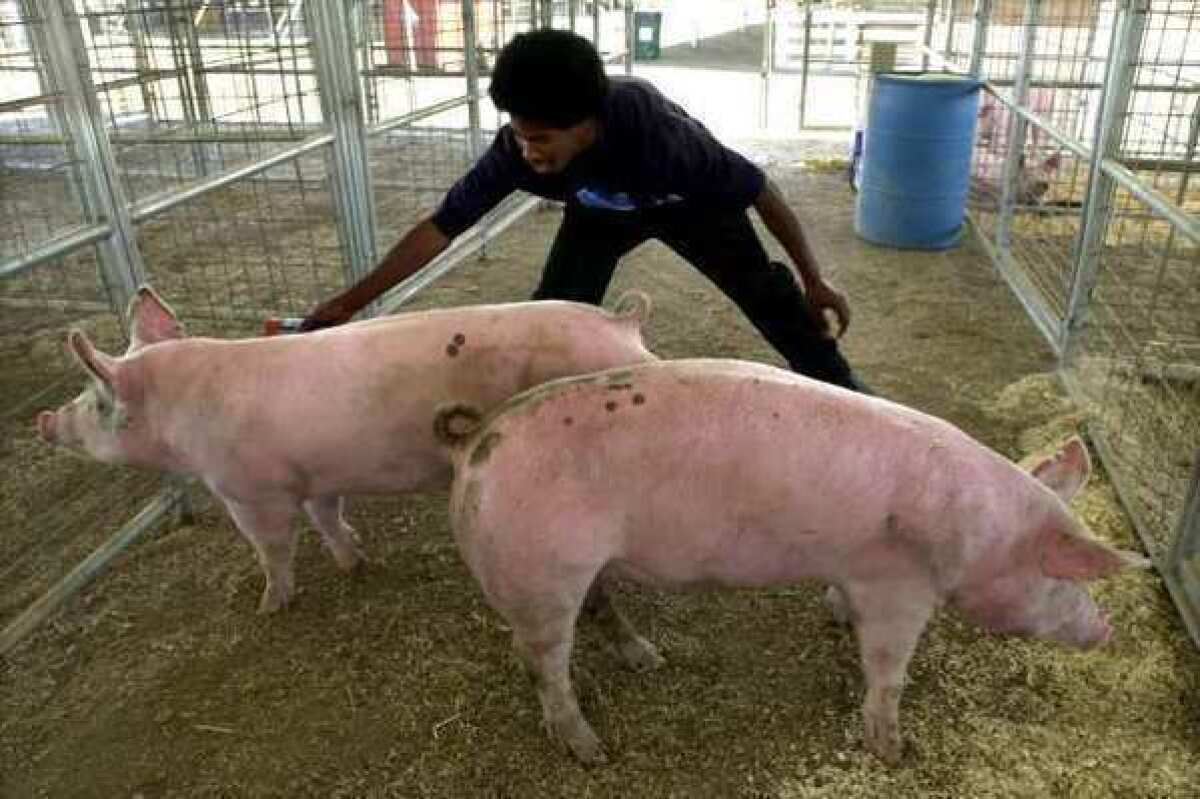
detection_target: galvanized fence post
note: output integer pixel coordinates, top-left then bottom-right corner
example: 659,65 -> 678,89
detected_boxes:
995,0 -> 1041,256
462,0 -> 490,257
799,0 -> 812,129
593,0 -> 601,48
760,0 -> 773,130
463,0 -> 484,162
1167,453 -> 1200,646
309,0 -> 379,302
967,0 -> 991,77
942,0 -> 958,64
921,0 -> 937,71
625,0 -> 635,75
41,0 -> 145,310
1061,0 -> 1147,359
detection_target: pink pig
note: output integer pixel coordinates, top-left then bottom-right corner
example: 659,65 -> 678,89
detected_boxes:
37,286 -> 656,613
433,358 -> 1147,765
971,88 -> 1063,208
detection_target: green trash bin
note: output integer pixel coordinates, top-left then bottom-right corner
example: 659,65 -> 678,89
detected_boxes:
633,11 -> 662,61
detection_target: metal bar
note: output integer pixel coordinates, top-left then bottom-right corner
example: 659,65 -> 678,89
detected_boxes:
368,94 -> 471,137
995,0 -> 1040,255
129,131 -> 335,223
0,91 -> 62,114
1071,407 -> 1200,649
41,0 -> 145,309
0,488 -> 181,656
0,224 -> 114,281
593,0 -> 601,48
569,0 -> 577,32
1169,452 -> 1200,586
1062,0 -> 1149,357
942,0 -> 957,65
309,0 -> 379,291
968,0 -> 991,77
922,0 -> 936,71
760,0 -> 772,130
462,0 -> 483,161
1098,157 -> 1200,245
799,0 -> 812,128
625,0 -> 635,75
17,0 -> 89,219
380,194 -> 540,312
967,212 -> 1063,355
164,1 -> 210,176
359,0 -> 378,125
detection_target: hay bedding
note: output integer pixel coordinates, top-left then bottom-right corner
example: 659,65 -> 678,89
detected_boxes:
1,166 -> 1197,798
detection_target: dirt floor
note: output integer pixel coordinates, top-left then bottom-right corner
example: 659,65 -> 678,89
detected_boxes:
2,157 -> 1199,797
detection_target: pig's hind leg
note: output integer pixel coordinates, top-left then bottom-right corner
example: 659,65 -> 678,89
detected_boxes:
475,562 -> 609,765
581,579 -> 665,672
224,497 -> 302,614
303,495 -> 365,572
844,579 -> 937,765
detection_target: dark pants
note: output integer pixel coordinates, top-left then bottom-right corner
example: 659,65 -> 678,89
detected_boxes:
531,202 -> 868,393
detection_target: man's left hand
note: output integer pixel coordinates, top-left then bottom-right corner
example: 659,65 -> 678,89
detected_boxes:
802,278 -> 851,339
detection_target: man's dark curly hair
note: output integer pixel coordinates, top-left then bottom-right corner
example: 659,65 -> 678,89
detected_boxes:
488,29 -> 608,129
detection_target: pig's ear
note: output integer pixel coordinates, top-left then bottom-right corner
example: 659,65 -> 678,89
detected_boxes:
1030,436 -> 1091,502
1039,524 -> 1151,581
128,285 -> 184,348
68,329 -> 118,397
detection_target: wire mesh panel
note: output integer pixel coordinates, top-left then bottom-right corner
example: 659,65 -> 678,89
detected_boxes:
0,244 -> 163,642
946,0 -> 1200,640
134,147 -> 344,331
968,0 -> 1110,324
1,0 -> 513,649
1065,0 -> 1200,566
1066,184 -> 1199,561
69,1 -> 324,205
1,1 -> 92,260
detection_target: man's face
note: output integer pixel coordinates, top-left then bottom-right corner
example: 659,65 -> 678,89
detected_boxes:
509,116 -> 596,175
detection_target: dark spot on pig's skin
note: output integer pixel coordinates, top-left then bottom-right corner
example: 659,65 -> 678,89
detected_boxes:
772,412 -> 780,420
453,333 -> 466,346
446,344 -> 459,357
563,417 -> 573,426
469,432 -> 503,466
632,393 -> 645,405
605,401 -> 618,412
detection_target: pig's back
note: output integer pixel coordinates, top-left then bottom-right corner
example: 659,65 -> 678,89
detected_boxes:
463,359 -> 1028,588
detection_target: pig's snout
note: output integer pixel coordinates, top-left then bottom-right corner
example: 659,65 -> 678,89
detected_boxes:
36,411 -> 58,443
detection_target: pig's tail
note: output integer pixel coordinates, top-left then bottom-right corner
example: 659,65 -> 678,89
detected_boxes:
611,290 -> 652,324
433,403 -> 485,448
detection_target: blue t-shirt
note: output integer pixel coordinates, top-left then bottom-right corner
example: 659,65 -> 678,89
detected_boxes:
430,76 -> 766,239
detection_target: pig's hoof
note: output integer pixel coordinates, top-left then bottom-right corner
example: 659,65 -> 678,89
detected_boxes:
618,636 -> 665,672
257,586 -> 292,614
864,718 -> 903,765
823,585 -> 853,625
333,546 -> 366,573
559,723 -> 608,766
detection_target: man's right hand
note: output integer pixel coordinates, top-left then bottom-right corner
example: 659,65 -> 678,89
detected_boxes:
298,300 -> 354,332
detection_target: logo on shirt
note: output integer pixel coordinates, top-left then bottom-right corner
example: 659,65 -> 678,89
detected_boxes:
575,188 -> 683,212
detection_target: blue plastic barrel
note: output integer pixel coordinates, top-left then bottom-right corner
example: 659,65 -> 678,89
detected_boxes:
854,73 -> 983,250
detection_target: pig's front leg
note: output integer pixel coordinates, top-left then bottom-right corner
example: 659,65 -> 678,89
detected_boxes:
223,497 -> 301,614
303,495 -> 365,572
581,581 -> 665,672
846,580 -> 937,765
